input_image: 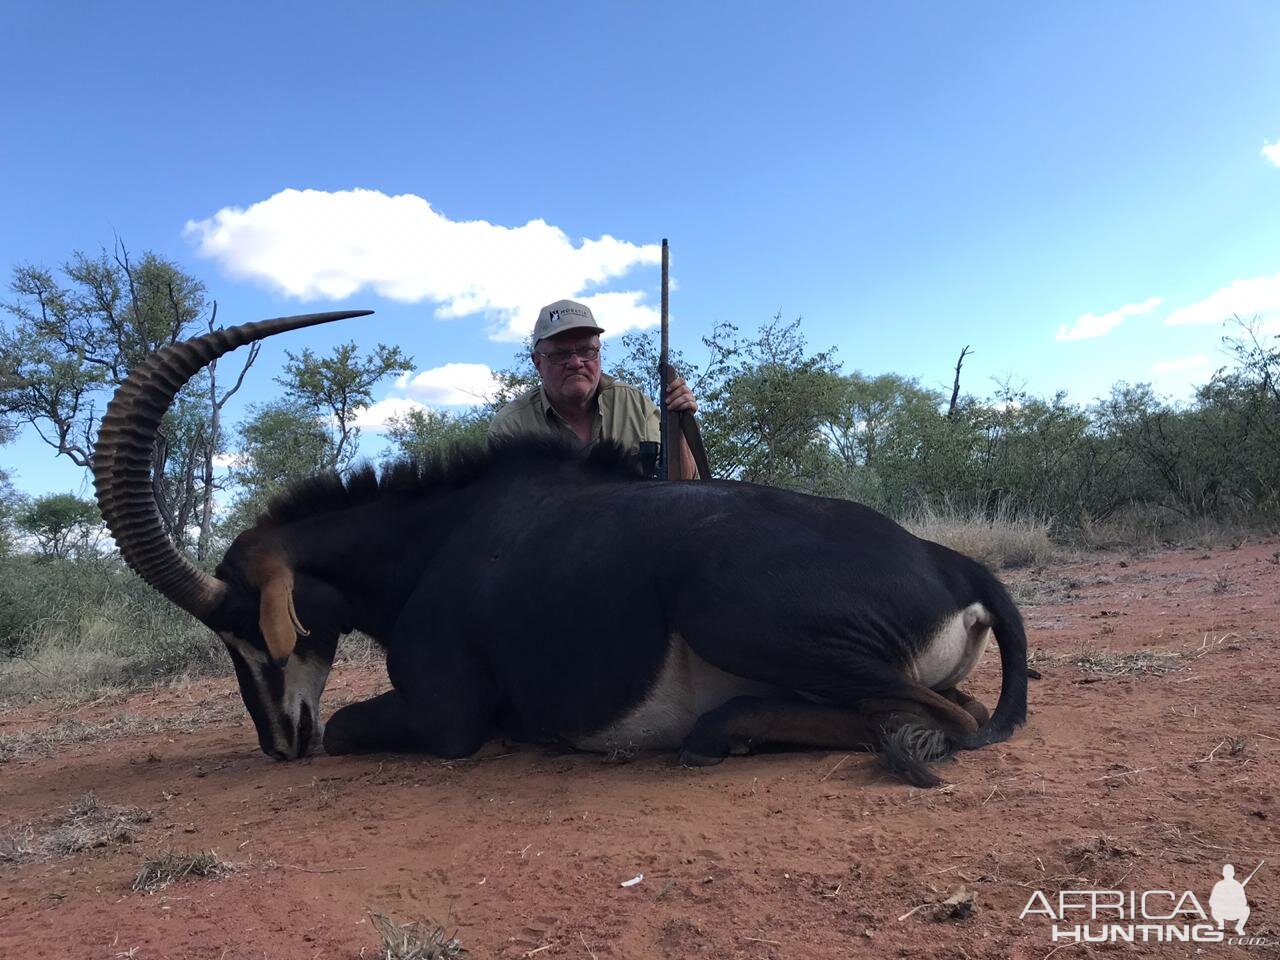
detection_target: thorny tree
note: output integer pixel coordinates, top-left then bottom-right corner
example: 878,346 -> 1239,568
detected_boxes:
0,245 -> 257,558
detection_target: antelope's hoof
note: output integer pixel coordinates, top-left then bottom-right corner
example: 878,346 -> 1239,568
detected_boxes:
678,748 -> 726,768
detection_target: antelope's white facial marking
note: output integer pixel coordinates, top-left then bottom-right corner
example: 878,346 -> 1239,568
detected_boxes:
220,630 -> 276,733
219,631 -> 329,758
282,652 -> 330,752
910,603 -> 992,690
572,633 -> 783,753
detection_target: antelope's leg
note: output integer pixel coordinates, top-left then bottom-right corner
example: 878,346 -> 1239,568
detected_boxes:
324,690 -> 426,755
857,683 -> 982,736
679,695 -> 960,788
684,635 -> 982,739
678,695 -> 953,765
938,686 -> 991,726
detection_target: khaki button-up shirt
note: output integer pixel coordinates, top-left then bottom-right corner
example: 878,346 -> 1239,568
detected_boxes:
487,374 -> 660,454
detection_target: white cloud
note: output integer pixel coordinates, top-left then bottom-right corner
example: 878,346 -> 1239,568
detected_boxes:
352,363 -> 501,431
398,362 -> 502,406
1152,354 -> 1212,375
1148,353 -> 1219,401
1055,296 -> 1162,342
1263,141 -> 1280,167
184,189 -> 661,341
351,396 -> 430,431
1164,273 -> 1280,327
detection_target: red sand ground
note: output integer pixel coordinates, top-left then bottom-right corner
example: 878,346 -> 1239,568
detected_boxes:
2,540 -> 1277,959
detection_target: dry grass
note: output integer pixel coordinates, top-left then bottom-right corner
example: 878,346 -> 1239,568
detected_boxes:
0,792 -> 151,865
1066,648 -> 1185,677
0,558 -> 227,707
132,849 -> 233,893
0,618 -> 224,707
903,503 -> 1055,570
898,885 -> 977,923
369,913 -> 470,960
602,742 -> 641,765
1073,507 -> 1276,552
1028,644 -> 1186,678
0,701 -> 243,764
0,645 -> 131,705
0,619 -> 379,712
1065,835 -> 1137,875
335,631 -> 385,669
1007,574 -> 1086,607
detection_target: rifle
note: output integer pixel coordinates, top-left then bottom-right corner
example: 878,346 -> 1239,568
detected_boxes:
659,239 -> 672,479
648,238 -> 711,481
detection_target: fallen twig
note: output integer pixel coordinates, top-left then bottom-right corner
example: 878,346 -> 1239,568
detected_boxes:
1043,942 -> 1083,960
819,755 -> 850,782
275,862 -> 367,874
1191,739 -> 1229,765
1086,766 -> 1155,783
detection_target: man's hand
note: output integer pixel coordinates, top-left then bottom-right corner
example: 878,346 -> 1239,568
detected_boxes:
665,376 -> 698,414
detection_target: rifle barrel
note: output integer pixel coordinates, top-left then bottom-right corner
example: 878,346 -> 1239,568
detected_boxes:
659,238 -> 670,479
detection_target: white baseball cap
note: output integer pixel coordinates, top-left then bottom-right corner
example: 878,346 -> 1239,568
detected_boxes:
532,299 -> 604,344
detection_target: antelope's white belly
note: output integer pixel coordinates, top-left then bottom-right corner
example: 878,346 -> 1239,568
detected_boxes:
571,634 -> 782,752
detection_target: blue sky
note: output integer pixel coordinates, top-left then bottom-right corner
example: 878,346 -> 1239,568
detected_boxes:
3,1 -> 1279,497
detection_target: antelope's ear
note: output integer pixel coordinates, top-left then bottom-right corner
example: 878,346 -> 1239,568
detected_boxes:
254,552 -> 310,664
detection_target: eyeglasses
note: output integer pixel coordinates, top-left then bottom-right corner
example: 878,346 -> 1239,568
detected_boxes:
535,346 -> 600,365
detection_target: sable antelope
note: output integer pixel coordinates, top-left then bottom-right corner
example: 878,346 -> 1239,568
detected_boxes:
94,311 -> 1028,786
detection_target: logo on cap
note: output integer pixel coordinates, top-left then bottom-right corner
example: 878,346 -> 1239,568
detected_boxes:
548,310 -> 560,326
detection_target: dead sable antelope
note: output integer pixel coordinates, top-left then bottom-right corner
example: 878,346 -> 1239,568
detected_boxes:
94,311 -> 1028,786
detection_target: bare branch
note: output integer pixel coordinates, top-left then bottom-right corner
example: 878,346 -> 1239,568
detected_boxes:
947,345 -> 972,418
217,341 -> 259,410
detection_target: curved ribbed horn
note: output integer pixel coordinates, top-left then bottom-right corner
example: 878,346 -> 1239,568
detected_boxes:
93,310 -> 374,626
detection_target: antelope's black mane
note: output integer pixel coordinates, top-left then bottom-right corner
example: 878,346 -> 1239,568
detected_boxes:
254,435 -> 644,530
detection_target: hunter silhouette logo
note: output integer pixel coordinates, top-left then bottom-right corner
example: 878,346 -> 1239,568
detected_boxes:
1019,859 -> 1269,945
1210,862 -> 1260,934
